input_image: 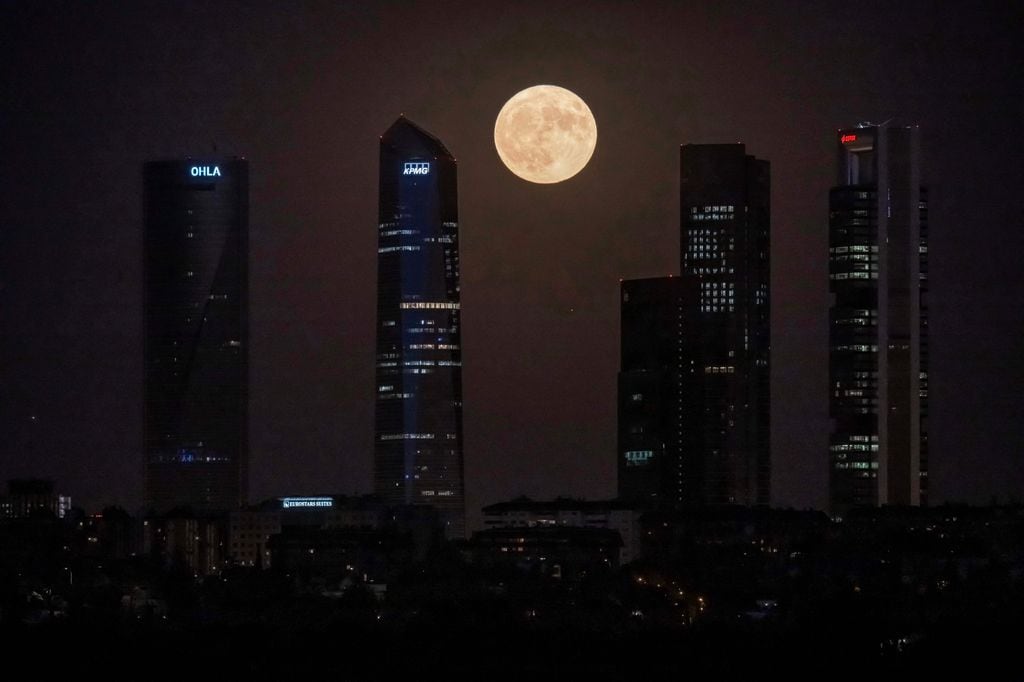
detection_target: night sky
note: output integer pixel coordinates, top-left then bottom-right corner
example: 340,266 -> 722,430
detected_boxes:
2,1 -> 1022,526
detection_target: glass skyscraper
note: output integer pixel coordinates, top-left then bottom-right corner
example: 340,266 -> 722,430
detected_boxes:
617,276 -> 702,505
680,144 -> 771,506
144,158 -> 248,513
374,117 -> 465,538
829,123 -> 927,514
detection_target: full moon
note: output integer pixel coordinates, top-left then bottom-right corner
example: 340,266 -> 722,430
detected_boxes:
494,85 -> 597,184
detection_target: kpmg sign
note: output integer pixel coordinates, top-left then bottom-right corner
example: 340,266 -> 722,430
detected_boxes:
190,165 -> 221,177
403,162 -> 430,175
280,496 -> 334,509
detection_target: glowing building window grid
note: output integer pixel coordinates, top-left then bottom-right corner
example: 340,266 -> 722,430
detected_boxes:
624,450 -> 654,466
385,359 -> 463,369
689,205 -> 735,221
830,244 -> 878,281
833,462 -> 879,470
830,272 -> 877,281
698,281 -> 735,313
408,326 -> 458,335
835,309 -> 877,326
378,245 -> 421,254
830,443 -> 879,452
420,489 -> 455,497
400,301 -> 460,310
831,254 -> 875,264
830,246 -> 877,254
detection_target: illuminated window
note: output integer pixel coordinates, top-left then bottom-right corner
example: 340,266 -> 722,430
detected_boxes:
624,450 -> 654,466
380,433 -> 435,441
378,245 -> 421,253
400,301 -> 460,310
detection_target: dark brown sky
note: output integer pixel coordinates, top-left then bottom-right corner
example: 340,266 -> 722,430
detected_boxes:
2,1 -> 1022,524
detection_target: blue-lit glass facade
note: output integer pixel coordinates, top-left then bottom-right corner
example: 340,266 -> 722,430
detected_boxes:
374,118 -> 465,538
144,158 -> 248,513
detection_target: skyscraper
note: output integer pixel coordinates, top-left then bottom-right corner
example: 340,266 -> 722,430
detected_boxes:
829,123 -> 927,514
374,117 -> 465,538
680,144 -> 771,506
617,276 -> 702,505
144,158 -> 248,513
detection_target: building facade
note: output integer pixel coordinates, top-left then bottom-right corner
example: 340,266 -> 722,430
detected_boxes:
0,479 -> 71,519
482,497 -> 643,565
829,123 -> 927,513
144,158 -> 248,513
468,527 -> 622,580
374,118 -> 465,538
679,144 -> 771,505
229,495 -> 382,568
142,511 -> 227,577
617,276 -> 702,505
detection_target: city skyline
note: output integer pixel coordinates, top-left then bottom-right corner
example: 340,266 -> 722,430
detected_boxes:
1,2 -> 1021,520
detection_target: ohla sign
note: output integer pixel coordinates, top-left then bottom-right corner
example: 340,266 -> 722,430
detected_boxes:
403,162 -> 430,175
190,165 -> 221,177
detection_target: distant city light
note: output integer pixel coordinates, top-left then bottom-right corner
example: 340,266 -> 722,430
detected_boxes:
281,496 -> 334,509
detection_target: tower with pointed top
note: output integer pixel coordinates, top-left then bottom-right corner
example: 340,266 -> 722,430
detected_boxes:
374,118 -> 465,538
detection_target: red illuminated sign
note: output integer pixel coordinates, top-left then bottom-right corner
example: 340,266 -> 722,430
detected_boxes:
840,134 -> 857,143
